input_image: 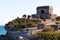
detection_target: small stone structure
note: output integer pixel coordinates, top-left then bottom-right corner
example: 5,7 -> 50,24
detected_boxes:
32,6 -> 57,20
51,24 -> 58,31
37,23 -> 45,29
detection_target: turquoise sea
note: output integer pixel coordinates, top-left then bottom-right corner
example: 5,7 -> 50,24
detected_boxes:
0,26 -> 7,35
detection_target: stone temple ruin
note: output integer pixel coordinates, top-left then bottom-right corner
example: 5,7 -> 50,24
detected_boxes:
32,6 -> 59,31
32,6 -> 57,20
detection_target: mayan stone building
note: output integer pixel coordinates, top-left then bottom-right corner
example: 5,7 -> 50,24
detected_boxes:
32,6 -> 56,20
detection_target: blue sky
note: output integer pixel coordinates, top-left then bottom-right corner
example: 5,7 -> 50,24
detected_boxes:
0,0 -> 60,25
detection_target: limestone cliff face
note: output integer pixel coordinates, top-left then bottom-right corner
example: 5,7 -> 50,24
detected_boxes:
6,29 -> 32,40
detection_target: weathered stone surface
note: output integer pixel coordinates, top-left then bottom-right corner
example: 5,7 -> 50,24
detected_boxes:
32,6 -> 57,20
6,29 -> 32,40
37,23 -> 44,29
51,24 -> 58,31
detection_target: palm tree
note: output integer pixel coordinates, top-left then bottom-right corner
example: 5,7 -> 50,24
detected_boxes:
27,15 -> 31,19
56,16 -> 60,21
22,14 -> 27,27
22,14 -> 26,19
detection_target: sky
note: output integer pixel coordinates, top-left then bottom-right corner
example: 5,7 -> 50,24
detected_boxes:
0,0 -> 60,25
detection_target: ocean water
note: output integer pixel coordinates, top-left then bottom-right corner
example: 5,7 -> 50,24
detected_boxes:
0,26 -> 7,35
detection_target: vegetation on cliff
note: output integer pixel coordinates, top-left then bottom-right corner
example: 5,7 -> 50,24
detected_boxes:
30,31 -> 60,40
5,14 -> 60,31
4,14 -> 60,40
5,14 -> 41,31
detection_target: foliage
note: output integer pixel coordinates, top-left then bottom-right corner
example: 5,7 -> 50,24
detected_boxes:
43,26 -> 54,32
56,16 -> 60,21
5,15 -> 41,31
31,31 -> 60,40
27,15 -> 31,19
22,14 -> 26,18
15,25 -> 25,31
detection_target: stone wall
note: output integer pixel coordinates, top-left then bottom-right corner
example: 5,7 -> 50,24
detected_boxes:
32,6 -> 57,20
